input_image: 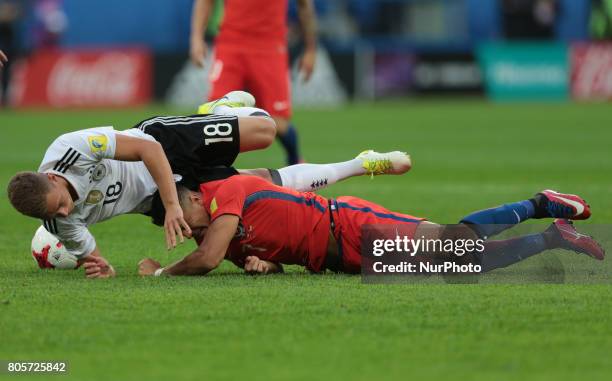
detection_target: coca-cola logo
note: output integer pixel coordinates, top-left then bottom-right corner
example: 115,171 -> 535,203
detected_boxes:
572,45 -> 612,100
47,53 -> 142,106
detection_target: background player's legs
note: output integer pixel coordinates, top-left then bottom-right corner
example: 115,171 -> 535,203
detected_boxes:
208,49 -> 246,103
246,51 -> 300,165
274,116 -> 301,166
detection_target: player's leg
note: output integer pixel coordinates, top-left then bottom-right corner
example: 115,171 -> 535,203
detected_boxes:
460,189 -> 591,239
236,116 -> 277,152
238,149 -> 412,192
452,190 -> 594,272
245,50 -> 300,165
341,190 -> 600,275
474,219 -> 604,272
415,219 -> 603,274
329,196 -> 425,273
200,88 -> 278,152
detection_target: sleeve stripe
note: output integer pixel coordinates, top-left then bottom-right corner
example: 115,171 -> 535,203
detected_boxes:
60,153 -> 81,174
53,148 -> 74,171
56,150 -> 79,173
42,219 -> 58,234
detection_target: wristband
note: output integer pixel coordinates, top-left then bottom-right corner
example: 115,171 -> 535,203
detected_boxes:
154,268 -> 165,277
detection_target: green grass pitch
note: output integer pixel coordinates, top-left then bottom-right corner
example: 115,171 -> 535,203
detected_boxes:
1,101 -> 611,380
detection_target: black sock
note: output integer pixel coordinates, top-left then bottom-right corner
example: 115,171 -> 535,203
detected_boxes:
532,195 -> 550,219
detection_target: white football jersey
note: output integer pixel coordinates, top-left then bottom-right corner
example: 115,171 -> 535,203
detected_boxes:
38,127 -> 158,258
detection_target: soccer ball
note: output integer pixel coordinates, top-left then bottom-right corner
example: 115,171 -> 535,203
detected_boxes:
31,226 -> 78,269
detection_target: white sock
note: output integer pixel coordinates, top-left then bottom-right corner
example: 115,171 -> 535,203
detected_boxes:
277,159 -> 366,192
213,105 -> 271,118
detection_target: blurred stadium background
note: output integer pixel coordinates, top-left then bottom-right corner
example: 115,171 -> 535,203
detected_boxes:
1,0 -> 611,108
1,2 -> 612,380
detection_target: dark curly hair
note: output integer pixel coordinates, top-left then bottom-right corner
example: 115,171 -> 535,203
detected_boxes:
147,181 -> 199,227
148,168 -> 239,226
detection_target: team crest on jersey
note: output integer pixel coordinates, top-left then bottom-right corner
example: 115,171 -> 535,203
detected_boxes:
92,164 -> 106,181
210,197 -> 218,214
88,135 -> 108,154
85,190 -> 104,205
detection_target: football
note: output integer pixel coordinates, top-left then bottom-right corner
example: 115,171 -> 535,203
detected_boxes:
31,226 -> 79,269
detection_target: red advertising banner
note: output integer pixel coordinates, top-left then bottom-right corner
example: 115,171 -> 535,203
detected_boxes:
11,49 -> 151,107
571,43 -> 612,100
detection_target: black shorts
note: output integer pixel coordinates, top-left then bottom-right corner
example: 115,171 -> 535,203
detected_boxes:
134,114 -> 241,186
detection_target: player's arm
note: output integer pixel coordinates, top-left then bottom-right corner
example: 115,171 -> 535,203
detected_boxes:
80,247 -> 116,279
51,129 -> 190,249
190,0 -> 215,67
47,220 -> 116,278
244,256 -> 283,275
139,215 -> 239,276
114,134 -> 191,249
296,0 -> 318,82
0,50 -> 7,68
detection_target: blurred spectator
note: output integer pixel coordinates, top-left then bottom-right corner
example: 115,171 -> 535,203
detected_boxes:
590,0 -> 612,39
0,0 -> 20,106
31,0 -> 67,49
502,0 -> 558,39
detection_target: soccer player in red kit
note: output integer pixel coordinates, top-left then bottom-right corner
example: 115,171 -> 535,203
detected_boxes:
190,0 -> 317,165
138,175 -> 603,277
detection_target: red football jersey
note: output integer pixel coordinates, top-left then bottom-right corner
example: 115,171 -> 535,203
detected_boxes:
199,175 -> 330,272
216,0 -> 288,52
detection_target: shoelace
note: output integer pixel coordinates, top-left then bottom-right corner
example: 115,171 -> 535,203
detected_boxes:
366,159 -> 392,178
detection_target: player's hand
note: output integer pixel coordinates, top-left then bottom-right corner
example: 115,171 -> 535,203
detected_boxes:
0,50 -> 7,68
164,204 -> 192,250
83,256 -> 116,279
138,258 -> 161,276
190,37 -> 208,68
244,256 -> 272,275
298,48 -> 316,82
